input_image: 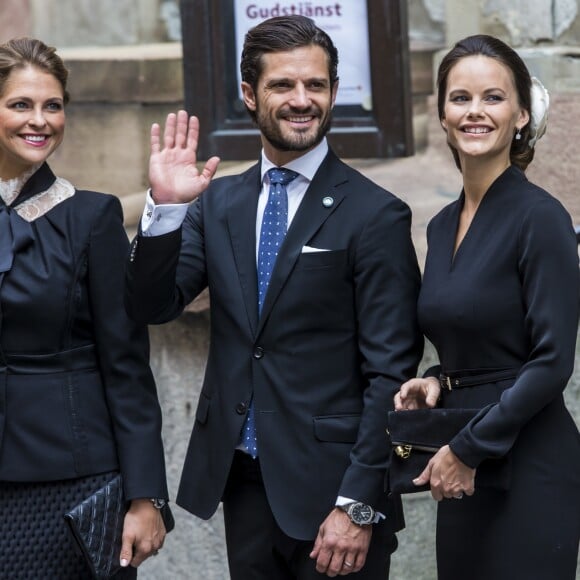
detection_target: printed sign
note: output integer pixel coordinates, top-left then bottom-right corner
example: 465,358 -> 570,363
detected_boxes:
234,1 -> 373,109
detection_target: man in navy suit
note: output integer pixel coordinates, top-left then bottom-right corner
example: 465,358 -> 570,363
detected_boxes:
126,15 -> 422,579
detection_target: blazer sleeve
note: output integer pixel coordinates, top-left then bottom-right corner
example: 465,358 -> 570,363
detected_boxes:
125,198 -> 207,324
338,195 -> 423,506
450,196 -> 580,466
87,195 -> 168,500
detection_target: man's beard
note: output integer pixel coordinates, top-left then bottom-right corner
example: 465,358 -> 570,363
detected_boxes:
256,106 -> 332,153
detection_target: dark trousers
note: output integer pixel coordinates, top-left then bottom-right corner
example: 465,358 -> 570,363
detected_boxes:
222,451 -> 396,580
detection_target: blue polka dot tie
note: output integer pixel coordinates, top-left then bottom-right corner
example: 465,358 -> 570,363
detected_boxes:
242,167 -> 298,458
257,168 -> 298,312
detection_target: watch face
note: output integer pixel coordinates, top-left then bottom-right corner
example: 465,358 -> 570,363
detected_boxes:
350,503 -> 374,525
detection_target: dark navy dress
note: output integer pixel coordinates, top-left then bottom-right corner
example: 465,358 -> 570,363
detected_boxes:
419,166 -> 580,580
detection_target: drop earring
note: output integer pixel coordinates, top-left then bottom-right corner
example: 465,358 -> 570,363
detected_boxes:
515,128 -> 522,140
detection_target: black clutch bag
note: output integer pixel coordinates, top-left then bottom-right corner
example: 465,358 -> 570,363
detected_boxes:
386,408 -> 511,494
64,473 -> 174,580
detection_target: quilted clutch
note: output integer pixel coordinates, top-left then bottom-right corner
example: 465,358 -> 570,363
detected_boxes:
64,473 -> 175,579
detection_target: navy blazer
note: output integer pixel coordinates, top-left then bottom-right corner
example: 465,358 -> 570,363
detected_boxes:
0,163 -> 167,501
126,150 -> 422,538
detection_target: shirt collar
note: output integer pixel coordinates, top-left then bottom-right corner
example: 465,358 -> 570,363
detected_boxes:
260,138 -> 328,184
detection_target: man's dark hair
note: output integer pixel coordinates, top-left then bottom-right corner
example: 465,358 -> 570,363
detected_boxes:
240,15 -> 339,97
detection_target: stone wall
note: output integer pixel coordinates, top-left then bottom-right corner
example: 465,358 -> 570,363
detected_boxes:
410,0 -> 580,46
0,0 -> 181,45
2,0 -> 580,48
0,2 -> 578,578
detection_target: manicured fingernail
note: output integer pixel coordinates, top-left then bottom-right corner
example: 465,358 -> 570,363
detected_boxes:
121,559 -> 129,567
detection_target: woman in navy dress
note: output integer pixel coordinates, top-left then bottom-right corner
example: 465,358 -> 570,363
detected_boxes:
0,38 -> 169,578
395,35 -> 580,579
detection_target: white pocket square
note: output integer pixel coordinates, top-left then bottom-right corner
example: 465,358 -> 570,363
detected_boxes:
301,245 -> 331,253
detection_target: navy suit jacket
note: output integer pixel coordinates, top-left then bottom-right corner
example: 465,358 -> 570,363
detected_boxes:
126,149 -> 422,539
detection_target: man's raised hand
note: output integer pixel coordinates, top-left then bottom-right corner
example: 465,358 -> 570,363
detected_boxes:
149,111 -> 220,204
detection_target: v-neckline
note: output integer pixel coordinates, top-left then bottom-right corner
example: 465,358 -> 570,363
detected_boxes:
449,165 -> 520,269
451,192 -> 473,268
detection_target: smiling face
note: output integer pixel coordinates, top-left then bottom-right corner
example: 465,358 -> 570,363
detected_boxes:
241,44 -> 337,166
0,65 -> 66,180
441,55 -> 529,173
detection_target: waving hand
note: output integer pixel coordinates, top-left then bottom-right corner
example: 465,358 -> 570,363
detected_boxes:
149,110 -> 220,204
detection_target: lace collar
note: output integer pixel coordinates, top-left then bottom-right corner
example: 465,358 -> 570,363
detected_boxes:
0,164 -> 75,222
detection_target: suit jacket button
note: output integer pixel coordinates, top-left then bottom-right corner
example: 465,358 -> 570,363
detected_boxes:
236,402 -> 248,415
253,347 -> 264,359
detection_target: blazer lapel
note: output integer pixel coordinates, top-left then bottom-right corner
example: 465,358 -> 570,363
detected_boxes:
257,151 -> 348,333
227,163 -> 262,336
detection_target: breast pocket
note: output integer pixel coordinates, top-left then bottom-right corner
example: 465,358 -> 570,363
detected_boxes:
285,249 -> 352,319
295,249 -> 347,270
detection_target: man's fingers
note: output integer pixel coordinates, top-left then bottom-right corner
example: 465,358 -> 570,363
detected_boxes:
310,531 -> 322,559
150,123 -> 161,154
185,115 -> 201,151
314,546 -> 333,574
353,548 -> 367,572
201,156 -> 221,183
162,112 -> 177,149
174,110 -> 190,148
338,552 -> 361,576
325,550 -> 349,577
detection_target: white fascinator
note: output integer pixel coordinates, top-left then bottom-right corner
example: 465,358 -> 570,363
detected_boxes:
528,77 -> 549,148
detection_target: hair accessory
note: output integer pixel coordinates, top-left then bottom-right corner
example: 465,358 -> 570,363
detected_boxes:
528,77 -> 549,148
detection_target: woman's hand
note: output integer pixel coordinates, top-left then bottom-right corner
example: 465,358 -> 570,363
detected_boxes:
394,376 -> 441,410
119,499 -> 167,568
149,110 -> 220,204
413,445 -> 476,500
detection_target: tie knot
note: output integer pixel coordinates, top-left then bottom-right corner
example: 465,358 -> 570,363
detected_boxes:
267,167 -> 298,186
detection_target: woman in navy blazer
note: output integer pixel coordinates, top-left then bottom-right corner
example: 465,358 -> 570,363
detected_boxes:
0,38 -> 168,578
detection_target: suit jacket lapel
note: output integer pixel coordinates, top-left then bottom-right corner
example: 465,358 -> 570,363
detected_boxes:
257,151 -> 348,334
227,163 -> 262,336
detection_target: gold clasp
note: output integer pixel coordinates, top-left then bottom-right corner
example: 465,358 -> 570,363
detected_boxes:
394,445 -> 412,459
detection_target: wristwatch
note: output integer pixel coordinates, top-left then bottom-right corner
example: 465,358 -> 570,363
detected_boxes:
339,502 -> 375,526
150,498 -> 167,509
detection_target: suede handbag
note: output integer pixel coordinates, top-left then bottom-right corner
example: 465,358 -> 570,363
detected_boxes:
64,473 -> 174,579
386,408 -> 511,494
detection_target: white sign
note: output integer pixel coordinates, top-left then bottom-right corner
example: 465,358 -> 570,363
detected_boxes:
233,1 -> 373,109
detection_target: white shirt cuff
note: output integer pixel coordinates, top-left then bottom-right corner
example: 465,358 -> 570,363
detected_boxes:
141,189 -> 190,237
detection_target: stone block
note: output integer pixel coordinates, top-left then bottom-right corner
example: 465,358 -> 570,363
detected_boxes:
46,44 -> 184,197
0,0 -> 30,43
